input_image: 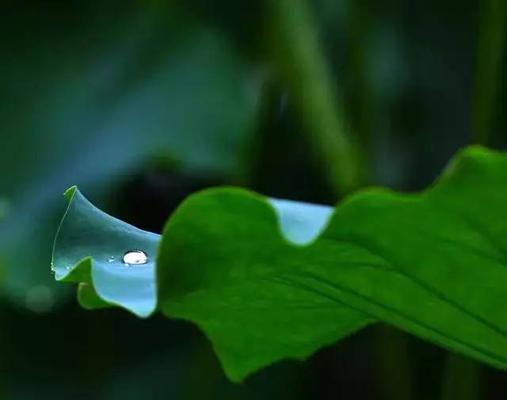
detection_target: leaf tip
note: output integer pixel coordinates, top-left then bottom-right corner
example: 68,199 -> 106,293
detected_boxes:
63,185 -> 78,202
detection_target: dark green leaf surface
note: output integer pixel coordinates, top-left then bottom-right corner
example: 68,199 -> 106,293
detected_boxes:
53,146 -> 507,381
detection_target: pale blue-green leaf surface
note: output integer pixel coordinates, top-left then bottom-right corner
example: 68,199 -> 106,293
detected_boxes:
53,187 -> 160,317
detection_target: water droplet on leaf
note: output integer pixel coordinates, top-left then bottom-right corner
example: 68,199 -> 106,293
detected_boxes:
122,250 -> 148,266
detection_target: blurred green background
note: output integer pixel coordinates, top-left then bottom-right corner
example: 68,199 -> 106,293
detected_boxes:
0,0 -> 505,399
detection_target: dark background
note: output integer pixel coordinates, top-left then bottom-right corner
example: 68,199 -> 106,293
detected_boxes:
0,0 -> 505,399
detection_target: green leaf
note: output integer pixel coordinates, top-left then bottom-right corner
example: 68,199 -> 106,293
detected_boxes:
53,187 -> 160,317
53,146 -> 507,382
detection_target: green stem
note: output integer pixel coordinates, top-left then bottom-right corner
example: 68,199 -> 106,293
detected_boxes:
440,354 -> 483,400
471,0 -> 506,145
348,0 -> 373,149
267,0 -> 365,196
377,325 -> 415,400
347,2 -> 414,398
269,3 -> 415,398
441,2 -> 505,397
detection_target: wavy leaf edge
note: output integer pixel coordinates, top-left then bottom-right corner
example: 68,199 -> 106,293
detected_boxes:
52,145 -> 507,381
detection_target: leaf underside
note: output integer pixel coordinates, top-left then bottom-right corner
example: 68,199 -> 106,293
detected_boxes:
53,146 -> 507,382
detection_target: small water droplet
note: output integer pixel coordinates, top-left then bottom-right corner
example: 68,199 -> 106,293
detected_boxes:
107,256 -> 116,263
122,250 -> 148,266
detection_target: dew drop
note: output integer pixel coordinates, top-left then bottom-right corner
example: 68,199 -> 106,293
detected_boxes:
107,256 -> 116,263
122,250 -> 148,266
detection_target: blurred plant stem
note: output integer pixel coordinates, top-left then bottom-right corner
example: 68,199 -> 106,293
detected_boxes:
377,326 -> 414,400
268,2 -> 415,399
267,0 -> 365,196
347,0 -> 373,151
440,2 -> 505,396
347,2 -> 415,399
440,354 -> 483,400
471,0 -> 505,145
